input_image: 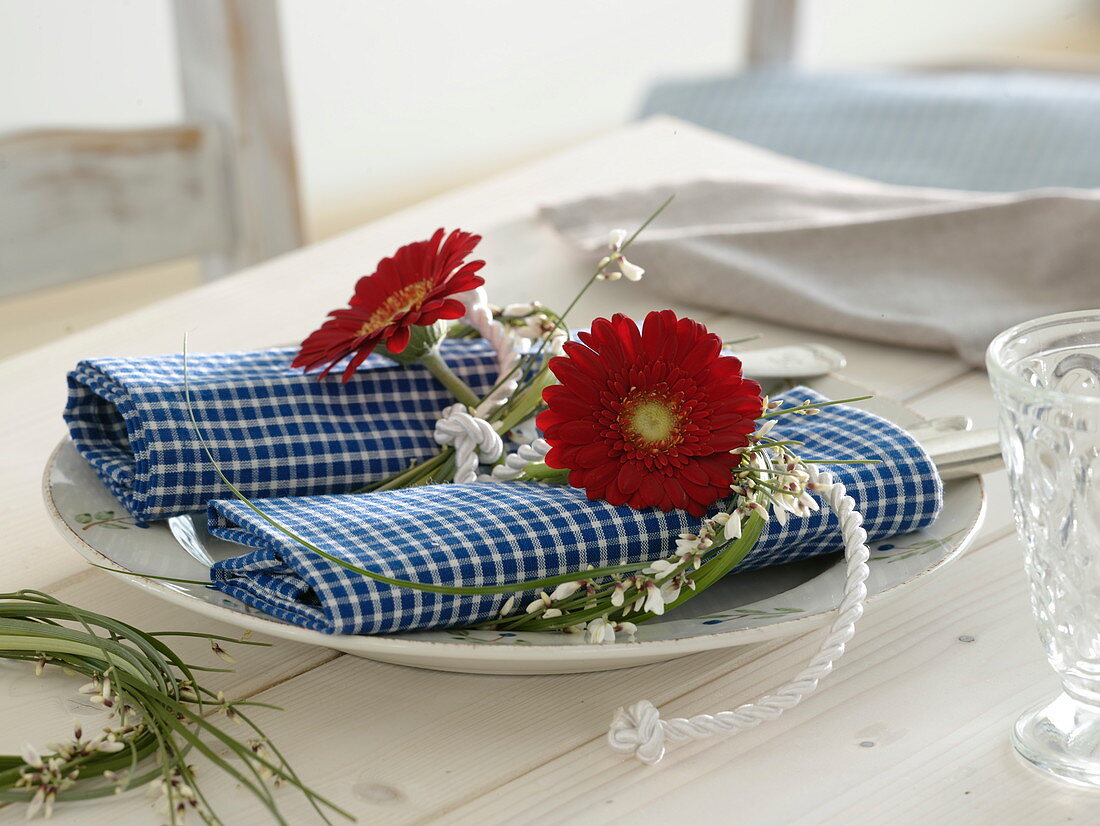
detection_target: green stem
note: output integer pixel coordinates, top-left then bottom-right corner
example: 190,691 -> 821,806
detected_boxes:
419,349 -> 481,408
367,450 -> 452,493
493,369 -> 552,431
519,462 -> 569,484
761,395 -> 873,418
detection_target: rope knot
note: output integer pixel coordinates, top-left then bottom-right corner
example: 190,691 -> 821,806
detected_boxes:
607,700 -> 666,765
434,404 -> 504,483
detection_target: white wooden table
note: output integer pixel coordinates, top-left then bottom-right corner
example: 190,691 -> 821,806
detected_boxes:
0,117 -> 1093,825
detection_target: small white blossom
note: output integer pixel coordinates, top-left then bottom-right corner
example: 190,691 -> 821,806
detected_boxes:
20,743 -> 43,770
643,559 -> 677,581
585,617 -> 616,645
249,739 -> 276,781
746,501 -> 771,521
550,581 -> 582,601
643,581 -> 666,615
17,753 -> 75,820
755,419 -> 776,439
27,787 -> 48,821
86,675 -> 115,709
549,330 -> 568,356
600,229 -> 643,281
660,577 -> 682,605
610,581 -> 627,607
725,511 -> 744,539
525,591 -> 553,615
210,640 -> 236,664
499,596 -> 516,617
618,259 -> 645,281
675,533 -> 711,557
615,621 -> 638,640
150,767 -> 202,821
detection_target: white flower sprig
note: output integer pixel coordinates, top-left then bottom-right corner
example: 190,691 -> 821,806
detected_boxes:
597,229 -> 646,282
0,590 -> 351,824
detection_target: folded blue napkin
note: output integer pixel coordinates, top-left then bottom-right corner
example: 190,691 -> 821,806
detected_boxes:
208,388 -> 942,634
64,339 -> 500,523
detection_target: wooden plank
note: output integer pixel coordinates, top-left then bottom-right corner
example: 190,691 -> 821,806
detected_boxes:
173,0 -> 303,280
0,126 -> 229,296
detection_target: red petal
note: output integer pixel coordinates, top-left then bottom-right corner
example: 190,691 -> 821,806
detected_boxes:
387,326 -> 411,353
574,442 -> 613,468
340,343 -> 376,383
434,299 -> 467,320
617,461 -> 644,494
639,474 -> 665,506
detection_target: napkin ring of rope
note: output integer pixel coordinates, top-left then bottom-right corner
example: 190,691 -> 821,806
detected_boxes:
607,462 -> 870,765
459,287 -> 523,417
434,404 -> 505,483
438,297 -> 872,766
431,289 -> 521,483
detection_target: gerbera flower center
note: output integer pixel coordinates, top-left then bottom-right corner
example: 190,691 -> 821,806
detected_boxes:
619,391 -> 684,452
355,280 -> 432,337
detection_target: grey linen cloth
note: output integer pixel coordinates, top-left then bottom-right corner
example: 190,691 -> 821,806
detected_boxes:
542,173 -> 1100,366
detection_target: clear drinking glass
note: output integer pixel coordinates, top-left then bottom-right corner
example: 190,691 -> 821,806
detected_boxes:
988,310 -> 1100,787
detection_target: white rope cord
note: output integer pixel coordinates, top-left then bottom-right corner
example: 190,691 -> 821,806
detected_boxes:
457,286 -> 524,418
486,438 -> 551,481
433,405 -> 505,484
430,288 -> 525,483
607,463 -> 871,765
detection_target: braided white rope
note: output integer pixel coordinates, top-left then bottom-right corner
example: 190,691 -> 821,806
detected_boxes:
456,286 -> 524,417
607,463 -> 870,765
487,438 -> 551,482
434,405 -> 504,484
428,288 -> 522,483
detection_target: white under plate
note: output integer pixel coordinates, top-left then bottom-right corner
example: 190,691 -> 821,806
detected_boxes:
42,376 -> 985,675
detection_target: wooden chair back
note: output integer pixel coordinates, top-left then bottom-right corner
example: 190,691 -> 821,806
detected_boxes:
0,0 -> 302,297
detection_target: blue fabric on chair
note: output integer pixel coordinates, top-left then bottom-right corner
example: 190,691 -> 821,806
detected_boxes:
207,388 -> 943,635
64,339 -> 500,524
642,70 -> 1100,191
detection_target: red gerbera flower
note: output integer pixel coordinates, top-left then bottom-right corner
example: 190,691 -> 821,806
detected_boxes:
292,228 -> 486,382
536,310 -> 763,517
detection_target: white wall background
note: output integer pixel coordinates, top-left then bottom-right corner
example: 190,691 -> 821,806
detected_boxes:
0,0 -> 1094,240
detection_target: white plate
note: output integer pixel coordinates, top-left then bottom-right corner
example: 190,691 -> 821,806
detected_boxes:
42,377 -> 984,675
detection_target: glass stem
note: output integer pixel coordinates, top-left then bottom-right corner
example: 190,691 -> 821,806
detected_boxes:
420,350 -> 481,408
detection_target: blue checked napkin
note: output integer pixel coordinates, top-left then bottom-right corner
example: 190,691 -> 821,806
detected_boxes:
208,388 -> 943,634
63,339 -> 500,523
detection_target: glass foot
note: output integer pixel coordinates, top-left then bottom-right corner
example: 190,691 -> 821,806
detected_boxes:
1013,692 -> 1100,788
